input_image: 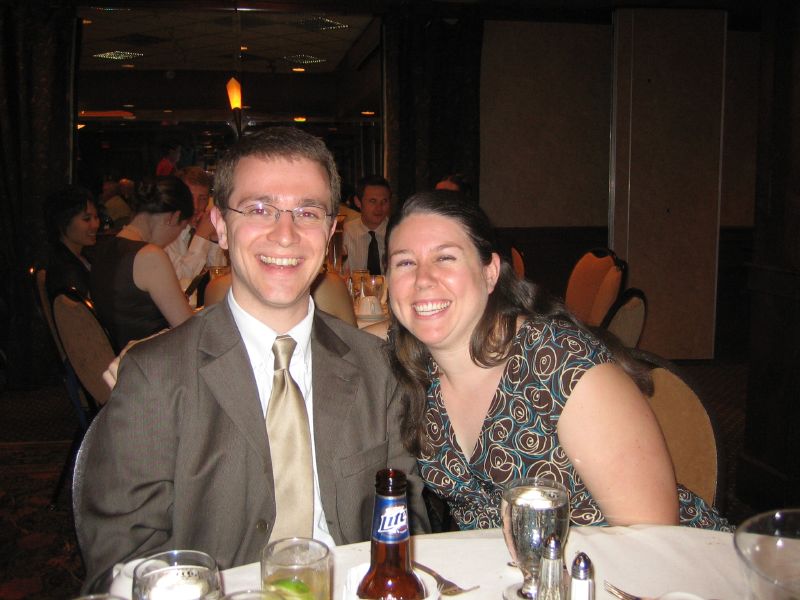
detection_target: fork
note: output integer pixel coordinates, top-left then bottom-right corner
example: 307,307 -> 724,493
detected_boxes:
604,580 -> 642,600
412,561 -> 479,596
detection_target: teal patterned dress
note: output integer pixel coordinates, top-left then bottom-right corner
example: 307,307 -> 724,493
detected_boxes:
417,317 -> 731,531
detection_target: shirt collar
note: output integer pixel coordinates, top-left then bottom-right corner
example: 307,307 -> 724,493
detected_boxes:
227,291 -> 315,367
354,218 -> 387,236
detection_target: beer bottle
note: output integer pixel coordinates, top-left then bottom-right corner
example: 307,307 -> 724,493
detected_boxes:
357,468 -> 426,599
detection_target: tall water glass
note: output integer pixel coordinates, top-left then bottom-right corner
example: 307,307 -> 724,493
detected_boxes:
132,550 -> 222,600
501,478 -> 570,600
734,508 -> 800,599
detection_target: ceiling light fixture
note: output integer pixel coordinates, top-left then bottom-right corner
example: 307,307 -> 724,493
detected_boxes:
293,117 -> 307,123
92,50 -> 143,61
283,54 -> 325,65
292,67 -> 306,73
361,110 -> 376,116
228,4 -> 244,138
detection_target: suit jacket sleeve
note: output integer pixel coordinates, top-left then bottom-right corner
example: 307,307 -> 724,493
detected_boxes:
73,348 -> 179,591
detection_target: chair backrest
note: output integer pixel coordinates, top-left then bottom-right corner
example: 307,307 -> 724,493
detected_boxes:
203,270 -> 358,327
511,246 -> 525,279
633,350 -> 722,509
33,268 -> 67,362
203,272 -> 232,307
52,288 -> 116,406
602,287 -> 647,348
565,248 -> 626,326
311,271 -> 357,326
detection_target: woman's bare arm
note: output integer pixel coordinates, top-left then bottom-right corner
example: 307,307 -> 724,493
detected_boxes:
132,244 -> 193,327
558,362 -> 678,526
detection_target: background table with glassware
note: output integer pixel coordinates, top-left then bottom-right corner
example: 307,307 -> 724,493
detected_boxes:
221,526 -> 744,599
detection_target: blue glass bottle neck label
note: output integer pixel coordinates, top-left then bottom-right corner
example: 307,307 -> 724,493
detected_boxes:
371,493 -> 410,544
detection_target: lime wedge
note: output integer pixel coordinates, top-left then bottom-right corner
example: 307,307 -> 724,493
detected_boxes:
265,578 -> 314,600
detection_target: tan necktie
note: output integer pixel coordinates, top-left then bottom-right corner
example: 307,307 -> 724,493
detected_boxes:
266,335 -> 313,539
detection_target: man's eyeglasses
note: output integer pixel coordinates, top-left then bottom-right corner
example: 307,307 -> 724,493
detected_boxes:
227,202 -> 333,228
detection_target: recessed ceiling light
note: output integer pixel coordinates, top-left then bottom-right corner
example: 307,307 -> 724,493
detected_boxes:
293,16 -> 349,32
76,123 -> 86,129
93,50 -> 144,61
163,109 -> 173,113
240,45 -> 248,51
122,104 -> 135,108
82,18 -> 92,25
361,111 -> 376,116
293,117 -> 307,123
283,54 -> 325,65
121,64 -> 135,69
292,67 -> 306,73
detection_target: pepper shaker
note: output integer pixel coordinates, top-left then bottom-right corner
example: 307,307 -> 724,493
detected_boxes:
569,552 -> 594,600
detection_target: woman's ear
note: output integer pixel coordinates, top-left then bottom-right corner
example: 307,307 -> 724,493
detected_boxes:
166,210 -> 182,226
485,252 -> 501,293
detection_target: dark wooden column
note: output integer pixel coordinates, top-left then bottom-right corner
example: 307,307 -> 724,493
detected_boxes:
383,7 -> 482,204
738,0 -> 800,509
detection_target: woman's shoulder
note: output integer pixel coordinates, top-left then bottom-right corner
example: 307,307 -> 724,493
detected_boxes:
516,315 -> 612,363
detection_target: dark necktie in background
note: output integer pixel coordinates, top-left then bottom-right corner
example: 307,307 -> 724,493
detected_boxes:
367,230 -> 381,275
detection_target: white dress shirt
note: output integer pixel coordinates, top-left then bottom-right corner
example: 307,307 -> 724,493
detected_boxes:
342,218 -> 387,273
227,291 -> 335,548
165,224 -> 227,281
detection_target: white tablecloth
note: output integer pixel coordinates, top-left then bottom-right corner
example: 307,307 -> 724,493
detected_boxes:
221,526 -> 744,599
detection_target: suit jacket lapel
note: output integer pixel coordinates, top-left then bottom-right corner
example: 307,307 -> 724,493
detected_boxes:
198,302 -> 269,463
311,314 -> 360,513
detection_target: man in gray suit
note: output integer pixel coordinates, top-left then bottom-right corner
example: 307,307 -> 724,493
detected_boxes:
74,127 -> 429,591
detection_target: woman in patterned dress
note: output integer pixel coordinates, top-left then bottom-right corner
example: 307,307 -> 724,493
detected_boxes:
384,190 -> 729,530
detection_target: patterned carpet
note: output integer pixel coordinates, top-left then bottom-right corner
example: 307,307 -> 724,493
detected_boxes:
0,359 -> 755,598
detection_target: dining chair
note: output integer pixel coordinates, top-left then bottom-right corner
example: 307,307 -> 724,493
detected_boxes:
565,248 -> 626,327
631,349 -> 724,512
311,270 -> 358,326
510,246 -> 525,279
31,271 -> 100,505
601,287 -> 647,348
52,287 -> 116,407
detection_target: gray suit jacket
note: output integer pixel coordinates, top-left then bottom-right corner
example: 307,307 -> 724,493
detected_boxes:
74,301 -> 429,590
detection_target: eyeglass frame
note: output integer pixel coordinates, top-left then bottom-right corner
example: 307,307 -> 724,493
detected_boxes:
226,201 -> 334,227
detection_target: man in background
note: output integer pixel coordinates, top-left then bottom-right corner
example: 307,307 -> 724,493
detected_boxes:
165,166 -> 226,281
342,175 -> 391,275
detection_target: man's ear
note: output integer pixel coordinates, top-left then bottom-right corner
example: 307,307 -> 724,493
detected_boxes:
354,196 -> 362,210
210,206 -> 229,250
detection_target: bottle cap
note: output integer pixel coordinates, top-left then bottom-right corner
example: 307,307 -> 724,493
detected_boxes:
571,552 -> 593,580
543,533 -> 562,560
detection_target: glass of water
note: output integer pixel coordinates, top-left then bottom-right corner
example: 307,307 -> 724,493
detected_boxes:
501,478 -> 570,600
132,550 -> 222,600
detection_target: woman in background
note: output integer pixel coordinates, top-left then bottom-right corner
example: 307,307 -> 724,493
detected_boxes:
44,185 -> 100,300
384,190 -> 730,530
90,176 -> 194,351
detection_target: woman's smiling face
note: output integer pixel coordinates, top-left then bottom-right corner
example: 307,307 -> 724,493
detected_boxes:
387,212 -> 499,354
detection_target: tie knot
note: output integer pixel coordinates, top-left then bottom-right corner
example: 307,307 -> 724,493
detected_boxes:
272,335 -> 297,371
368,230 -> 377,239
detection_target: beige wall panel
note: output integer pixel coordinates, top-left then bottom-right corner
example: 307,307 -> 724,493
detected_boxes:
480,21 -> 612,227
721,31 -> 759,227
612,9 -> 725,359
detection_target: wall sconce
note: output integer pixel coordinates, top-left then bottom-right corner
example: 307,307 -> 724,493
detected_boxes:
227,76 -> 242,137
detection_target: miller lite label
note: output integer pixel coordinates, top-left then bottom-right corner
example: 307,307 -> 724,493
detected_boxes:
371,493 -> 409,544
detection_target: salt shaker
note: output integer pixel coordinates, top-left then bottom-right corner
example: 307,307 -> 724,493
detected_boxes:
569,552 -> 594,600
538,534 -> 567,600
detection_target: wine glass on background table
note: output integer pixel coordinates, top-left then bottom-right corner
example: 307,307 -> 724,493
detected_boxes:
501,478 -> 569,600
132,550 -> 222,600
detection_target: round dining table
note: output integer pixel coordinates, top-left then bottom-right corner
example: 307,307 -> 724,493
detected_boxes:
220,525 -> 745,599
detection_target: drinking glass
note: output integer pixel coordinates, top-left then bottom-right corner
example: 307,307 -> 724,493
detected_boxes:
132,550 -> 222,600
261,537 -> 331,600
365,275 -> 385,300
501,478 -> 570,600
734,508 -> 800,599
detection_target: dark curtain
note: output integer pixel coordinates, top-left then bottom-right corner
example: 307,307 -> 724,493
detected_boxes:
0,1 -> 76,387
384,9 -> 483,204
